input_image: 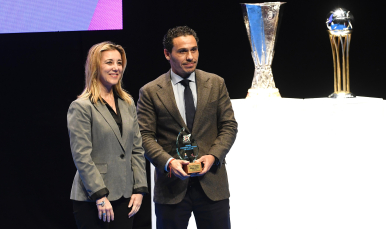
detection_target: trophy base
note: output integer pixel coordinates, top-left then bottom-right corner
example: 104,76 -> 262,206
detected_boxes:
246,88 -> 281,98
328,92 -> 356,99
183,162 -> 202,174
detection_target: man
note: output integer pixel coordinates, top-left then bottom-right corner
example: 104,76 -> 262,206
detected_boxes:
137,26 -> 237,229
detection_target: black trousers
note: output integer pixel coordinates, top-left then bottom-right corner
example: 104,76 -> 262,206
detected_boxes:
73,197 -> 134,229
155,180 -> 231,229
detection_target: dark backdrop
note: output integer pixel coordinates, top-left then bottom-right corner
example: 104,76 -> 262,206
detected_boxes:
2,0 -> 385,228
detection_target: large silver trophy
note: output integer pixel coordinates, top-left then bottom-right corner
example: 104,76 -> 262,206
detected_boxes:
326,8 -> 355,98
241,2 -> 285,98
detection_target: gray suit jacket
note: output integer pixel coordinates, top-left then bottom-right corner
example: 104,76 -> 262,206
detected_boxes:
137,69 -> 237,204
67,97 -> 147,202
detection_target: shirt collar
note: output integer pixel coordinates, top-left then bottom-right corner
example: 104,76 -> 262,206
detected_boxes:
113,89 -> 122,100
170,69 -> 196,85
96,89 -> 121,104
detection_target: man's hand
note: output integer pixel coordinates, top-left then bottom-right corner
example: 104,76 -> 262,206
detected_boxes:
169,159 -> 190,180
193,155 -> 215,177
96,197 -> 114,222
128,194 -> 143,218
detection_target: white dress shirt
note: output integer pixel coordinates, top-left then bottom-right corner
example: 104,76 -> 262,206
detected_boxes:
170,70 -> 197,123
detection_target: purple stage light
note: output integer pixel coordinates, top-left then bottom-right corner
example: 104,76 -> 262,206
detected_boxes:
0,0 -> 122,34
88,0 -> 122,30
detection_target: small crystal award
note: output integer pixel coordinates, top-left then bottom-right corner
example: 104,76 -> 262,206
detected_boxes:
176,128 -> 202,174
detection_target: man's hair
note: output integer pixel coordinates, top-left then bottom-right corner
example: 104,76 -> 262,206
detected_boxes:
163,26 -> 199,52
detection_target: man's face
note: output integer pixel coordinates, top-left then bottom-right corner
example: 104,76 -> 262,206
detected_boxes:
164,35 -> 199,78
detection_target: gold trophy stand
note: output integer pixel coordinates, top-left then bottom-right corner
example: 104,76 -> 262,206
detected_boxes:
328,30 -> 355,98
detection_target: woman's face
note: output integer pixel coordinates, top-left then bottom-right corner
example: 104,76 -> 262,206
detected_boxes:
99,50 -> 123,90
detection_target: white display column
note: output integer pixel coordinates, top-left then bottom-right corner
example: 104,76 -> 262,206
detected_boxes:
228,97 -> 386,229
151,97 -> 386,229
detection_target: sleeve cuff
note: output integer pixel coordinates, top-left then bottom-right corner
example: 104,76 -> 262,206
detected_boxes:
90,188 -> 109,201
133,186 -> 149,195
210,154 -> 220,166
165,157 -> 174,172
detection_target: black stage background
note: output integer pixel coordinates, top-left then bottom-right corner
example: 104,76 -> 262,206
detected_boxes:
1,0 -> 385,228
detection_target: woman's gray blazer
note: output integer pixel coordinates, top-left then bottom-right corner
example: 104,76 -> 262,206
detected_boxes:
67,97 -> 147,202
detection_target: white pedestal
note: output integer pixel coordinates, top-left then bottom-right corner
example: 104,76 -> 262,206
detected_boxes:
152,97 -> 386,229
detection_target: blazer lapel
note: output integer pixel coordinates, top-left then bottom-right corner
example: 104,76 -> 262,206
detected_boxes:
193,70 -> 211,135
93,101 -> 125,149
156,71 -> 186,129
118,98 -> 129,150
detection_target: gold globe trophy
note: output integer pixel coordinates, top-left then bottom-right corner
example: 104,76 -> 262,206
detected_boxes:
326,8 -> 355,98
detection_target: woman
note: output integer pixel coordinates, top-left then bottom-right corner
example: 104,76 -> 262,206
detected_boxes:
67,41 -> 148,229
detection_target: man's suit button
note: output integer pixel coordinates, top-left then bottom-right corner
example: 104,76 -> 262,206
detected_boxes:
120,154 -> 125,159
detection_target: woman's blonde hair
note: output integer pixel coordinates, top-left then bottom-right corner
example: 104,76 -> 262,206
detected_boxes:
78,41 -> 132,104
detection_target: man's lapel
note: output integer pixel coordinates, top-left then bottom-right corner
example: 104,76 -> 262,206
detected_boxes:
156,71 -> 186,129
193,70 -> 211,135
93,101 -> 125,149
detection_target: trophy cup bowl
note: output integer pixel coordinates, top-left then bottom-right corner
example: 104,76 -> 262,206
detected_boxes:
241,2 -> 286,98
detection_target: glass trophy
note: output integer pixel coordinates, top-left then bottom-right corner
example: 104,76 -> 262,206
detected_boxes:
176,128 -> 202,174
